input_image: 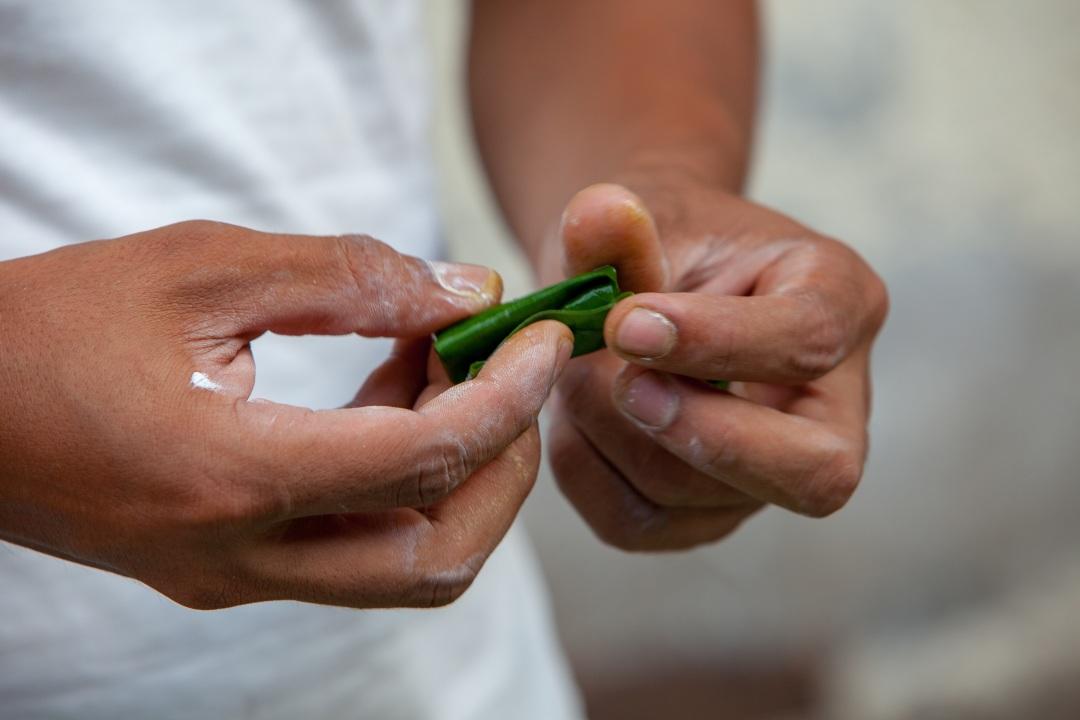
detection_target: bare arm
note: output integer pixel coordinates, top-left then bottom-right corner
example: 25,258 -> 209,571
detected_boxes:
469,1 -> 887,550
469,0 -> 759,267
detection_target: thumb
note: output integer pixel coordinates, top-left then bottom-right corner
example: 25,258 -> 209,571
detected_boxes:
167,221 -> 502,339
559,183 -> 668,293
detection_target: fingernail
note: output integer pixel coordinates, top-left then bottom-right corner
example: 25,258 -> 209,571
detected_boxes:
429,261 -> 502,306
615,308 -> 676,359
617,372 -> 679,430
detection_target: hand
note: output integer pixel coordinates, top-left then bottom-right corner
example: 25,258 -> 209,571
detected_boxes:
0,221 -> 572,608
546,181 -> 888,550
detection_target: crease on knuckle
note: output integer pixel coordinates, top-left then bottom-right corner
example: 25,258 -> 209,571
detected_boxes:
407,553 -> 483,608
334,234 -> 377,297
401,433 -> 471,507
335,234 -> 420,333
796,442 -> 863,518
787,292 -> 847,380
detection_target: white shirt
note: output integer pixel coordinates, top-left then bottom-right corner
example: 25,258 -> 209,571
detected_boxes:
0,2 -> 581,717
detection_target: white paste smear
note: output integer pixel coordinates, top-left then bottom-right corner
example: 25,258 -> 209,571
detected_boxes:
190,371 -> 223,392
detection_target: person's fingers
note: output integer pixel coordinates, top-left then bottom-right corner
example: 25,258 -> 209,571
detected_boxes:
605,291 -> 847,384
548,409 -> 760,551
605,242 -> 888,384
752,342 -> 874,431
239,422 -> 542,608
147,220 -> 503,339
560,184 -> 668,292
554,352 -> 751,509
219,320 -> 573,520
611,362 -> 869,518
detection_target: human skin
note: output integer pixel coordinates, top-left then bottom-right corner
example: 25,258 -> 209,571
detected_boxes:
0,221 -> 572,608
470,0 -> 888,548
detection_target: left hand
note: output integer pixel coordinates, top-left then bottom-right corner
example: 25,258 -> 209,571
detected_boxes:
545,180 -> 888,550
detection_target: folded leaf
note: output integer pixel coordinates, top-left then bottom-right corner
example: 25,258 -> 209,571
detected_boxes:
434,266 -> 629,383
433,265 -> 731,390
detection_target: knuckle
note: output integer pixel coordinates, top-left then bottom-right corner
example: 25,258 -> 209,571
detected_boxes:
406,556 -> 482,608
815,236 -> 890,340
789,345 -> 840,381
400,435 -> 471,507
138,220 -> 249,303
153,564 -> 245,610
697,420 -> 742,475
172,218 -> 222,237
788,294 -> 847,380
798,442 -> 863,518
130,219 -> 221,263
170,581 -> 239,610
334,234 -> 416,331
334,233 -> 381,273
865,271 -> 890,333
172,586 -> 230,611
164,219 -> 237,252
333,234 -> 377,292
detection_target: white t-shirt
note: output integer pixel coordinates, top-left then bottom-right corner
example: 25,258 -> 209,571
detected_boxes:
0,2 -> 582,718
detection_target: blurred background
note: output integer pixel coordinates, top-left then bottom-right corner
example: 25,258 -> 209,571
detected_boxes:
429,1 -> 1080,719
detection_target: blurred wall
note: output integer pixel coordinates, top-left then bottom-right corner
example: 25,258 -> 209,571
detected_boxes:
428,1 -> 1080,717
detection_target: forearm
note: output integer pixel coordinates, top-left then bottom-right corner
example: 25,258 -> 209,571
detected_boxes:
468,0 -> 759,266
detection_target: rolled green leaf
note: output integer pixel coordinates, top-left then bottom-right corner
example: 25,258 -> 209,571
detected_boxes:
433,265 -> 731,389
434,265 -> 630,383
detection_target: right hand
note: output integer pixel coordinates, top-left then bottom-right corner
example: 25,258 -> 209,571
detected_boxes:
0,220 -> 572,609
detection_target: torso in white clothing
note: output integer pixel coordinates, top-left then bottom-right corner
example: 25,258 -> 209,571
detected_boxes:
0,2 -> 581,718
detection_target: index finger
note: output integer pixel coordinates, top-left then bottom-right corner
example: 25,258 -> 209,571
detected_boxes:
146,221 -> 504,339
604,241 -> 888,383
219,320 -> 573,520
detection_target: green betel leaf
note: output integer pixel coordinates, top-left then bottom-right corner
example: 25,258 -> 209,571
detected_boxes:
433,265 -> 729,388
434,265 -> 626,383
